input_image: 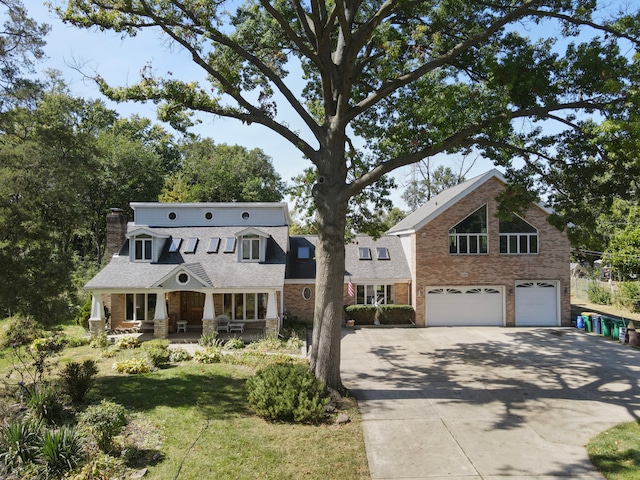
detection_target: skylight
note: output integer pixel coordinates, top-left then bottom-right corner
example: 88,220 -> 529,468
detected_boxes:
358,247 -> 372,260
376,247 -> 390,260
207,237 -> 221,253
168,238 -> 182,253
298,246 -> 311,259
184,237 -> 198,254
223,237 -> 236,253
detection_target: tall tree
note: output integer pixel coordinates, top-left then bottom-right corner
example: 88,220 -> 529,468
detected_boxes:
402,163 -> 471,211
160,138 -> 285,202
60,0 -> 640,392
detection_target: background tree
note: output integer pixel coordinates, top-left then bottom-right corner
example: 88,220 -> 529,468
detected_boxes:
60,0 -> 640,391
160,139 -> 285,202
402,162 -> 472,211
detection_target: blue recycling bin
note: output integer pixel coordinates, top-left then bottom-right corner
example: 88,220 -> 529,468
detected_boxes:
593,315 -> 602,335
576,315 -> 584,329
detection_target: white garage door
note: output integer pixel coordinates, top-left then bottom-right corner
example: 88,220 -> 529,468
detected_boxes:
515,281 -> 558,326
426,287 -> 503,326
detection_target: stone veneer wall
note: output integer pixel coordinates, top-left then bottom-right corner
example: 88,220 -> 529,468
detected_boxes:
412,176 -> 570,327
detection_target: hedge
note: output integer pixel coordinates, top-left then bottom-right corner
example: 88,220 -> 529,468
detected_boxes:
344,304 -> 415,325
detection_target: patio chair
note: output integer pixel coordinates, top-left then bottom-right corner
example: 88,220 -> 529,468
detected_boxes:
215,314 -> 231,333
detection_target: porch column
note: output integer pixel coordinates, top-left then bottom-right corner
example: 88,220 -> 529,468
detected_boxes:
202,291 -> 216,336
153,290 -> 169,339
88,293 -> 105,336
265,290 -> 279,337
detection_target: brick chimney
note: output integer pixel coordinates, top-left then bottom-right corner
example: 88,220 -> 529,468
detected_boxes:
106,208 -> 127,263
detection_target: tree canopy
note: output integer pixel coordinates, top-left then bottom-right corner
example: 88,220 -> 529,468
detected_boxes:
59,0 -> 640,391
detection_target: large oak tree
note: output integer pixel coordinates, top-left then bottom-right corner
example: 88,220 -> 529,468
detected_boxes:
60,0 -> 639,391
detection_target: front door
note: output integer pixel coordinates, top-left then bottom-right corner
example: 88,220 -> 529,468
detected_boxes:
180,292 -> 205,324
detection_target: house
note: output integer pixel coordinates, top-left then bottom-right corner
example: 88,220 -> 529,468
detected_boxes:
85,169 -> 570,337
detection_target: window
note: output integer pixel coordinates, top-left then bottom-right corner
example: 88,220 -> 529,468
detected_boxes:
358,247 -> 372,260
168,238 -> 182,253
223,293 -> 268,320
125,293 -> 157,321
168,211 -> 177,220
134,235 -> 153,261
207,237 -> 220,253
223,237 -> 236,253
241,235 -> 260,261
184,237 -> 198,253
376,247 -> 390,260
177,272 -> 189,285
298,246 -> 311,259
302,287 -> 312,300
499,215 -> 538,254
241,211 -> 251,220
355,284 -> 394,305
449,205 -> 488,254
204,211 -> 213,220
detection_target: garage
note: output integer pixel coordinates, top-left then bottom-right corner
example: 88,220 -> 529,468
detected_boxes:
515,281 -> 558,326
425,286 -> 503,326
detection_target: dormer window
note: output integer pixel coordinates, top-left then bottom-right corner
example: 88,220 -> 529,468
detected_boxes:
134,235 -> 153,261
241,234 -> 260,261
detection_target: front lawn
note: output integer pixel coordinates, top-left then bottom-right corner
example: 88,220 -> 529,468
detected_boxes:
587,421 -> 640,480
0,321 -> 369,479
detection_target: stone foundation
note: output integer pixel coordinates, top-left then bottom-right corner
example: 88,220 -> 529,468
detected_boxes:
265,318 -> 278,337
202,318 -> 216,337
88,319 -> 105,337
154,318 -> 168,339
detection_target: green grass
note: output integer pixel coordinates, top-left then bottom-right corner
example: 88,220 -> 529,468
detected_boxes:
587,421 -> 640,480
0,323 -> 370,479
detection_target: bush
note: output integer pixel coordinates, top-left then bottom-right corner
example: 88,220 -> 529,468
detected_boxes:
26,385 -> 65,425
90,331 -> 109,349
0,419 -> 42,473
66,336 -> 91,348
115,335 -> 139,350
71,452 -> 127,480
224,338 -> 245,350
194,347 -> 222,364
0,316 -> 44,348
198,331 -> 222,348
41,426 -> 85,478
79,400 -> 128,453
31,334 -> 68,355
285,334 -> 303,351
60,360 -> 99,404
344,304 -> 415,325
74,297 -> 92,331
616,282 -> 640,312
169,347 -> 192,363
113,358 -> 151,374
246,336 -> 283,352
246,362 -> 329,424
587,283 -> 612,305
141,339 -> 170,351
143,346 -> 171,368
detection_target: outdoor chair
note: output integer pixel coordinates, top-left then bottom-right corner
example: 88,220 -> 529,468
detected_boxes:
215,314 -> 231,333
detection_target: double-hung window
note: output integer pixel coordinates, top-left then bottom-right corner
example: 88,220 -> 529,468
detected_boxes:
134,234 -> 153,261
241,235 -> 260,261
499,215 -> 538,254
449,205 -> 488,254
355,284 -> 394,305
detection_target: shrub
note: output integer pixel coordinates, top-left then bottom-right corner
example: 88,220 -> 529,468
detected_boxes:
222,351 -> 301,369
246,362 -> 329,424
66,336 -> 91,348
26,385 -> 65,425
71,452 -> 127,480
141,339 -> 170,351
587,283 -> 612,305
115,335 -> 139,350
224,338 -> 245,350
79,400 -> 128,453
90,332 -> 109,349
169,347 -> 192,363
143,346 -> 171,368
0,316 -> 44,348
198,331 -> 222,348
0,419 -> 42,473
194,347 -> 222,364
60,360 -> 99,404
285,334 -> 303,351
113,358 -> 151,374
246,336 -> 283,352
41,426 -> 85,478
344,304 -> 415,325
74,297 -> 92,331
616,281 -> 640,312
30,334 -> 68,355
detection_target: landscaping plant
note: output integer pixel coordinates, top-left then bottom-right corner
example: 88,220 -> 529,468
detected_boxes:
59,360 -> 99,404
79,400 -> 128,453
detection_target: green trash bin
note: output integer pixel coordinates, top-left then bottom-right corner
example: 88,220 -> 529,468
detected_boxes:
601,316 -> 613,337
583,315 -> 593,333
611,319 -> 624,339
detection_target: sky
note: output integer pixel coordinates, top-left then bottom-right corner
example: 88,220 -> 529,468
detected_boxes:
28,1 -> 497,211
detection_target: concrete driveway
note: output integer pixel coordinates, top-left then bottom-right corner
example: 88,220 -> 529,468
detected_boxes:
340,327 -> 640,479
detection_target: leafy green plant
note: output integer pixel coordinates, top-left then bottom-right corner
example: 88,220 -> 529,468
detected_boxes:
141,339 -> 170,350
616,282 -> 640,312
66,336 -> 91,348
74,296 -> 92,331
285,334 -> 303,351
26,385 -> 65,425
113,358 -> 151,374
41,426 -> 85,478
71,452 -> 127,480
90,332 -> 109,349
246,336 -> 283,352
169,347 -> 192,362
79,400 -> 128,453
588,283 -> 612,305
194,347 -> 222,364
143,345 -> 171,368
30,334 -> 68,355
224,338 -> 245,350
246,362 -> 329,424
115,335 -> 139,350
0,316 -> 44,348
198,331 -> 222,348
59,360 -> 99,404
0,419 -> 42,473
344,304 -> 415,325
